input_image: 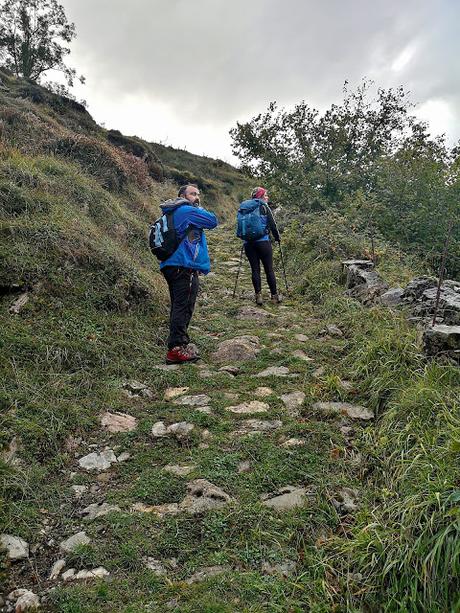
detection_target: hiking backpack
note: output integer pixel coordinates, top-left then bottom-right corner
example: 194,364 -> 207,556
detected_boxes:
236,199 -> 267,241
149,209 -> 182,261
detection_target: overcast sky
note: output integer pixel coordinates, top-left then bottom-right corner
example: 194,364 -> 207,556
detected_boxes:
61,0 -> 459,163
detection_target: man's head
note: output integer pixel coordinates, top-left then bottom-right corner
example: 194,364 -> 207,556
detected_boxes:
178,184 -> 200,206
251,187 -> 268,203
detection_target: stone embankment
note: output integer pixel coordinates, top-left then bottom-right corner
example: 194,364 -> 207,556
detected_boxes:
342,260 -> 460,361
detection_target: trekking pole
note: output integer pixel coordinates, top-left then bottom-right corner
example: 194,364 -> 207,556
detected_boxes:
432,217 -> 454,327
278,241 -> 290,295
232,244 -> 244,298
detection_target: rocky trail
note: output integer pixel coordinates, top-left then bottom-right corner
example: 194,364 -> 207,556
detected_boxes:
2,228 -> 374,612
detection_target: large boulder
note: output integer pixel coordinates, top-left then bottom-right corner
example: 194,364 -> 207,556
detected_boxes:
342,260 -> 388,304
212,336 -> 260,363
237,306 -> 273,321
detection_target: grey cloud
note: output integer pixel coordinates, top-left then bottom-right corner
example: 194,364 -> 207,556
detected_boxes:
62,0 -> 460,149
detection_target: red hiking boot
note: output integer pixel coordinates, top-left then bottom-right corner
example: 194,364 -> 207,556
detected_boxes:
166,345 -> 199,365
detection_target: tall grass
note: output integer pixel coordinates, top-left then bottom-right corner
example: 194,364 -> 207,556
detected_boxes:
286,213 -> 460,611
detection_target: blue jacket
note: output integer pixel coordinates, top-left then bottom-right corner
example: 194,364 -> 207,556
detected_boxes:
159,198 -> 218,274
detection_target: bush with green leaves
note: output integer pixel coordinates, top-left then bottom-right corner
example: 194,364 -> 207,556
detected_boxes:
231,80 -> 460,277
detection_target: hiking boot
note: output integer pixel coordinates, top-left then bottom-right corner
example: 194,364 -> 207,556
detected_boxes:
166,345 -> 199,365
255,292 -> 263,305
271,293 -> 282,304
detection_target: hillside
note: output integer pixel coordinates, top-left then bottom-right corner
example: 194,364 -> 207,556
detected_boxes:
1,70 -> 460,613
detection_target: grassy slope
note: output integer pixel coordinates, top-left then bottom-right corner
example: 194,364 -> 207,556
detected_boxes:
0,69 -> 248,588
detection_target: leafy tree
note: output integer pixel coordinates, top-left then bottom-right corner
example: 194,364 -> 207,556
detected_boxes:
230,80 -> 460,276
0,0 -> 84,88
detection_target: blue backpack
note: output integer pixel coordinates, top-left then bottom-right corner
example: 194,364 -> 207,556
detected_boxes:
236,199 -> 266,241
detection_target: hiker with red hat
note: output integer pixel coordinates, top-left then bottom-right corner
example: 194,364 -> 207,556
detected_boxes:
236,187 -> 281,305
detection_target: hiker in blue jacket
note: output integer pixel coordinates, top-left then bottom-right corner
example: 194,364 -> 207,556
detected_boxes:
238,187 -> 281,305
160,184 -> 218,364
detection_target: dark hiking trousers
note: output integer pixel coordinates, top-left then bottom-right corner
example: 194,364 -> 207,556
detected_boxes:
244,240 -> 277,295
162,266 -> 199,349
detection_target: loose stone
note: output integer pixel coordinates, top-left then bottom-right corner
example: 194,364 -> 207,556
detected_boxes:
379,287 -> 404,307
232,419 -> 283,437
312,366 -> 326,379
262,486 -> 310,511
122,380 -> 153,398
151,421 -> 168,437
174,394 -> 211,407
144,558 -> 167,576
237,306 -> 272,321
49,559 -> 66,580
7,589 -> 40,611
195,406 -> 213,414
164,387 -> 189,401
132,479 -> 232,517
152,364 -> 180,371
294,334 -> 309,342
163,464 -> 196,477
60,531 -> 90,553
78,449 -> 117,471
167,422 -> 195,440
237,460 -> 251,473
100,411 -> 137,433
332,487 -> 360,513
71,485 -> 88,498
63,567 -> 110,581
254,366 -> 291,378
0,534 -> 29,560
281,438 -> 306,448
226,401 -> 269,414
223,392 -> 239,400
292,349 -> 313,361
219,365 -> 240,375
81,502 -> 120,521
9,293 -> 29,315
312,402 -> 374,421
281,392 -> 305,415
254,386 -> 274,398
151,421 -> 195,441
326,324 -> 343,337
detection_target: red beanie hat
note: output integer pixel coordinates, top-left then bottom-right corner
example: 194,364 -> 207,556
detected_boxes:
252,187 -> 267,199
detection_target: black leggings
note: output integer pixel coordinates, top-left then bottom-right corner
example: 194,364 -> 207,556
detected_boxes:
244,240 -> 277,295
